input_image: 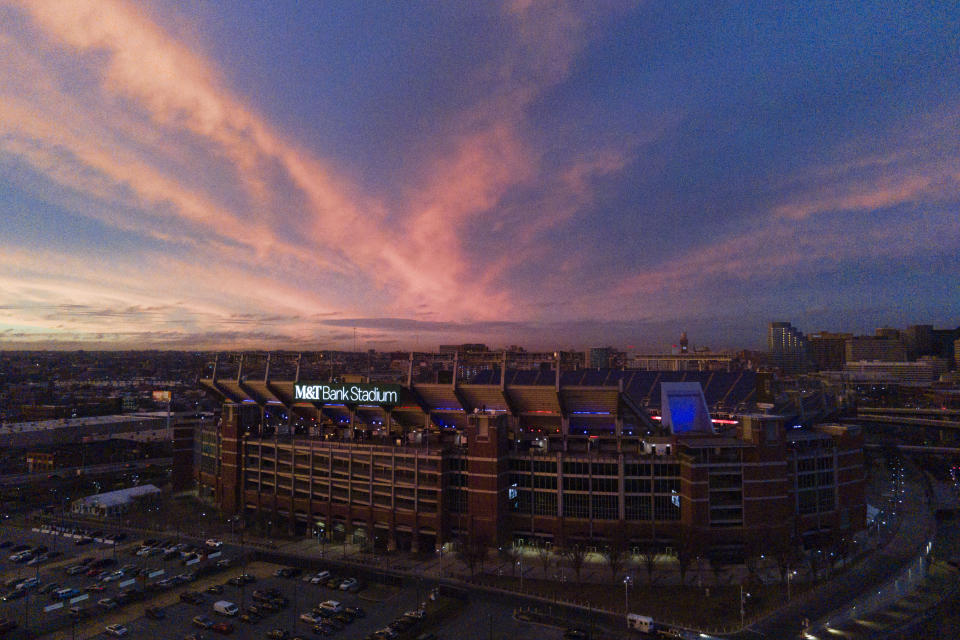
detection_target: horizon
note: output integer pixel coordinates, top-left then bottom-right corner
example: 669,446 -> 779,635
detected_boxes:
2,2 -> 958,351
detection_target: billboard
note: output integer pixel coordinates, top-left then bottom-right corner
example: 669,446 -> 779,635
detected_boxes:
152,390 -> 172,403
293,382 -> 402,406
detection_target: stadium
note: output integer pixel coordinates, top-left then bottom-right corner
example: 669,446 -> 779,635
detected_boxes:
198,352 -> 864,558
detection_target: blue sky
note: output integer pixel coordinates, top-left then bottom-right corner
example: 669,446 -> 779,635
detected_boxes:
0,1 -> 957,351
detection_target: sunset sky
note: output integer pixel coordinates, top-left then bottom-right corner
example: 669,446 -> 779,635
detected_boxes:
1,1 -> 958,352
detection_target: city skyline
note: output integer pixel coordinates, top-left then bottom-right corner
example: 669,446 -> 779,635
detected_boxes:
1,1 -> 958,351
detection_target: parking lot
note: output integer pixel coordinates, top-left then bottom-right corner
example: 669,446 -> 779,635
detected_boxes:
0,524 -> 572,640
0,525 -> 446,640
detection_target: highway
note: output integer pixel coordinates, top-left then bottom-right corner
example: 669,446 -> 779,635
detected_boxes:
0,459 -> 171,487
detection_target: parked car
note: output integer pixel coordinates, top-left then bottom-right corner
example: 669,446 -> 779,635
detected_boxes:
16,577 -> 40,590
180,591 -> 205,605
266,629 -> 289,640
145,606 -> 166,620
206,584 -> 225,594
104,623 -> 128,636
318,600 -> 343,614
193,615 -> 215,628
206,538 -> 223,549
211,622 -> 234,634
338,578 -> 358,591
97,598 -> 118,610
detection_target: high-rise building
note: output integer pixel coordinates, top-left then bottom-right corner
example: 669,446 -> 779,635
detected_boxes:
807,331 -> 852,371
845,336 -> 907,362
767,322 -> 809,374
904,325 -> 934,359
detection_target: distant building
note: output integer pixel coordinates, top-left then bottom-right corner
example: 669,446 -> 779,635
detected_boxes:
904,324 -> 934,359
768,322 -> 809,374
807,332 -> 851,371
845,336 -> 907,363
840,360 -> 945,384
71,484 -> 161,518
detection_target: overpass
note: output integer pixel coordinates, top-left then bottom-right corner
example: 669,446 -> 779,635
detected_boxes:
848,407 -> 960,444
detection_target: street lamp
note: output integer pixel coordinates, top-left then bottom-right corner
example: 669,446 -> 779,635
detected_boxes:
623,575 -> 633,617
787,570 -> 796,601
517,557 -> 523,591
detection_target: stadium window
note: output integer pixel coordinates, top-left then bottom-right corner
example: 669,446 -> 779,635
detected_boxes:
591,494 -> 619,520
533,492 -> 557,516
563,493 -> 590,518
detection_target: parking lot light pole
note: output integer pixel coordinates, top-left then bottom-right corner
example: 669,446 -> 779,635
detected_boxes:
623,575 -> 632,617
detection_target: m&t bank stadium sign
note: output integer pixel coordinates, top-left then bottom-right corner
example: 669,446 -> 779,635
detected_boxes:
293,382 -> 401,405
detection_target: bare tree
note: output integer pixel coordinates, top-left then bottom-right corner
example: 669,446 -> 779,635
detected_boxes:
673,526 -> 706,586
833,531 -> 852,570
456,531 -> 490,577
743,531 -> 764,582
602,527 -> 630,584
770,533 -> 800,587
537,545 -> 553,578
708,554 -> 726,586
806,531 -> 829,582
560,543 -> 587,584
498,543 -> 520,577
637,543 -> 658,586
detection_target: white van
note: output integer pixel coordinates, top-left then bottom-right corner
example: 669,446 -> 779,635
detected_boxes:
213,600 -> 238,616
627,614 -> 655,633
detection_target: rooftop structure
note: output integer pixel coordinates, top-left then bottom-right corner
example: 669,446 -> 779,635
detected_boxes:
71,484 -> 161,518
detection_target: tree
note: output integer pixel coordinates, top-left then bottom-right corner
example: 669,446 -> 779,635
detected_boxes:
602,527 -> 630,584
770,533 -> 800,587
708,553 -> 726,586
498,544 -> 520,577
536,545 -> 553,578
560,543 -> 587,584
673,526 -> 706,586
456,531 -> 490,577
637,544 -> 658,586
834,531 -> 852,570
743,531 -> 765,582
806,531 -> 829,582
